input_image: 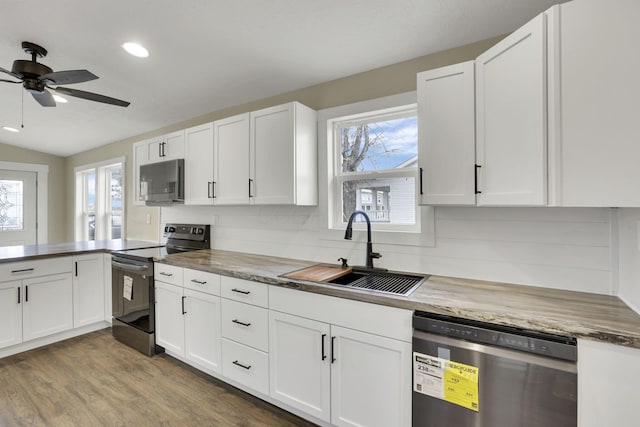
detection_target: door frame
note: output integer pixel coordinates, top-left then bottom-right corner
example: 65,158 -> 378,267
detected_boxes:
0,161 -> 48,244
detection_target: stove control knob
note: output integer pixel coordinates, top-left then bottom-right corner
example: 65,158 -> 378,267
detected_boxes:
197,228 -> 204,235
191,227 -> 197,234
168,226 -> 176,233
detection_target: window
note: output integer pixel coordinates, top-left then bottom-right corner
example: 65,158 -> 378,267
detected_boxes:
0,180 -> 24,231
75,158 -> 125,241
331,105 -> 418,231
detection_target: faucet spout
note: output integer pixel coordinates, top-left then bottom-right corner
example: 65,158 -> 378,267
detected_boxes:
344,210 -> 381,269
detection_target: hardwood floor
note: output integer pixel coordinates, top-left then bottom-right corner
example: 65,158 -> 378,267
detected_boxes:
0,329 -> 316,427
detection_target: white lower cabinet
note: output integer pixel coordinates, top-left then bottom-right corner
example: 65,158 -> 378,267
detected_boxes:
73,253 -> 105,328
0,281 -> 23,348
269,287 -> 412,427
221,338 -> 269,395
22,273 -> 74,341
155,270 -> 222,375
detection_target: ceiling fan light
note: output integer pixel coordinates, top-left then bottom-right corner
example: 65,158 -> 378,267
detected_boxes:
53,94 -> 68,103
122,42 -> 149,58
2,126 -> 19,133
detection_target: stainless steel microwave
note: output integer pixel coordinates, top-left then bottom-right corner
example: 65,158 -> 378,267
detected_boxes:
139,159 -> 184,205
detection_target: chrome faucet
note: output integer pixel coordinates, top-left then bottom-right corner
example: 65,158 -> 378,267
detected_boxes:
344,210 -> 382,269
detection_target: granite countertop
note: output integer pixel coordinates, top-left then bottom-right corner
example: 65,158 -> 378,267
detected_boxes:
0,239 -> 162,263
158,248 -> 640,349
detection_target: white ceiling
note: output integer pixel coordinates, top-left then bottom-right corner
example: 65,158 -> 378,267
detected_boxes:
0,0 -> 560,157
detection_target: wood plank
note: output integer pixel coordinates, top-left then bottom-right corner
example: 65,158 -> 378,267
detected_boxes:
0,329 -> 316,427
283,264 -> 352,282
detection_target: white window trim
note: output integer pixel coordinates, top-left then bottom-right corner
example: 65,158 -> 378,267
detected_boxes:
0,161 -> 48,244
74,156 -> 125,241
317,92 -> 435,248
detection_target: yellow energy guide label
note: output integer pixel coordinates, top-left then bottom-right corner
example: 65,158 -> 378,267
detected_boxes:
413,352 -> 479,412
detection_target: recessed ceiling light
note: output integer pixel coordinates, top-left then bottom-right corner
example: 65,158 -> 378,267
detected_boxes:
53,94 -> 68,103
122,42 -> 149,58
2,126 -> 19,133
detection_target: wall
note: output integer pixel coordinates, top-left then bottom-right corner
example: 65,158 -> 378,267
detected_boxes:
0,142 -> 67,243
617,208 -> 640,311
63,35 -> 504,243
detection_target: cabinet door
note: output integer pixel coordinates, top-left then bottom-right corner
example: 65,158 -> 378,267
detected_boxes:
184,289 -> 222,374
73,254 -> 105,327
214,113 -> 250,205
331,325 -> 411,427
269,311 -> 331,422
147,137 -> 165,163
155,281 -> 185,357
163,130 -> 185,160
250,103 -> 295,205
0,281 -> 22,349
184,122 -> 214,205
22,273 -> 73,341
475,14 -> 547,206
417,61 -> 476,205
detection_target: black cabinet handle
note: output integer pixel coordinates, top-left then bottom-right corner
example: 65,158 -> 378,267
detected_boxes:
75,261 -> 78,277
161,142 -> 166,157
321,333 -> 327,361
159,272 -> 173,277
11,268 -> 34,274
419,167 -> 424,195
232,360 -> 251,370
181,296 -> 186,315
190,279 -> 207,285
17,287 -> 21,304
232,319 -> 251,327
231,288 -> 250,295
331,336 -> 336,363
248,178 -> 254,198
25,285 -> 28,302
475,164 -> 482,194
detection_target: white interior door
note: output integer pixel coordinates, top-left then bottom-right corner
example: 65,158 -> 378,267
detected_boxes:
0,170 -> 37,247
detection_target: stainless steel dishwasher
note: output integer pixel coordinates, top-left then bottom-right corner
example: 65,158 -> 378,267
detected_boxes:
412,311 -> 577,427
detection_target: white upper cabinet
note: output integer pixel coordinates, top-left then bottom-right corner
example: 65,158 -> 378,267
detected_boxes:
250,102 -> 317,206
147,130 -> 185,163
184,122 -> 215,205
417,61 -> 476,205
214,113 -> 251,205
552,0 -> 640,206
475,13 -> 548,206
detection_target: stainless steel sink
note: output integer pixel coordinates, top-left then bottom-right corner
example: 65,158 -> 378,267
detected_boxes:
328,269 -> 425,296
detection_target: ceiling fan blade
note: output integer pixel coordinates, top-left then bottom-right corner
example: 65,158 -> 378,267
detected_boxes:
39,69 -> 98,85
53,86 -> 130,107
0,66 -> 22,79
32,89 -> 56,107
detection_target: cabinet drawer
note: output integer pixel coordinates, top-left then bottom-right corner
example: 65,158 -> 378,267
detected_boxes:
184,269 -> 220,296
220,276 -> 268,307
222,338 -> 269,396
0,257 -> 72,280
221,299 -> 268,351
154,264 -> 183,286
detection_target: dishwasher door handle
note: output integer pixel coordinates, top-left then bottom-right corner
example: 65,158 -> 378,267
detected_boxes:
413,330 -> 577,373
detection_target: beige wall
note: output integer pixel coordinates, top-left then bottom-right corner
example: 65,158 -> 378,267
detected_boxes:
63,35 -> 504,242
0,142 -> 67,243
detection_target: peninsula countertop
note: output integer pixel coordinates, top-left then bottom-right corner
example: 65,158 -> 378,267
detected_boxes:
0,239 -> 162,263
158,248 -> 640,349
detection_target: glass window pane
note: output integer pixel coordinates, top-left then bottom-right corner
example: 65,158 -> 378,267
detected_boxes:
109,167 -> 123,214
0,180 -> 24,231
340,116 -> 417,173
87,213 -> 96,241
84,171 -> 96,213
341,177 -> 416,225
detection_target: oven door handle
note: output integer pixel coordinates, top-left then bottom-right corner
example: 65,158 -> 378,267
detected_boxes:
111,260 -> 149,272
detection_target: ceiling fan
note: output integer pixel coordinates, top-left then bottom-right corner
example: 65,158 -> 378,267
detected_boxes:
0,41 -> 130,107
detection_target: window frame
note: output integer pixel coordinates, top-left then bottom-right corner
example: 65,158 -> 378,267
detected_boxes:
74,157 -> 125,241
330,104 -> 420,233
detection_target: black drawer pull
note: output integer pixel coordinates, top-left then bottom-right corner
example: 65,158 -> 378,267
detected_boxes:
231,288 -> 250,295
419,167 -> 424,195
232,319 -> 251,327
181,296 -> 186,315
17,287 -> 21,304
190,279 -> 207,285
11,268 -> 34,274
475,164 -> 482,194
232,360 -> 251,370
25,285 -> 28,302
159,272 -> 173,277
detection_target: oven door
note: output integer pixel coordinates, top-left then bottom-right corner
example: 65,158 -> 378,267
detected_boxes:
112,256 -> 154,333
